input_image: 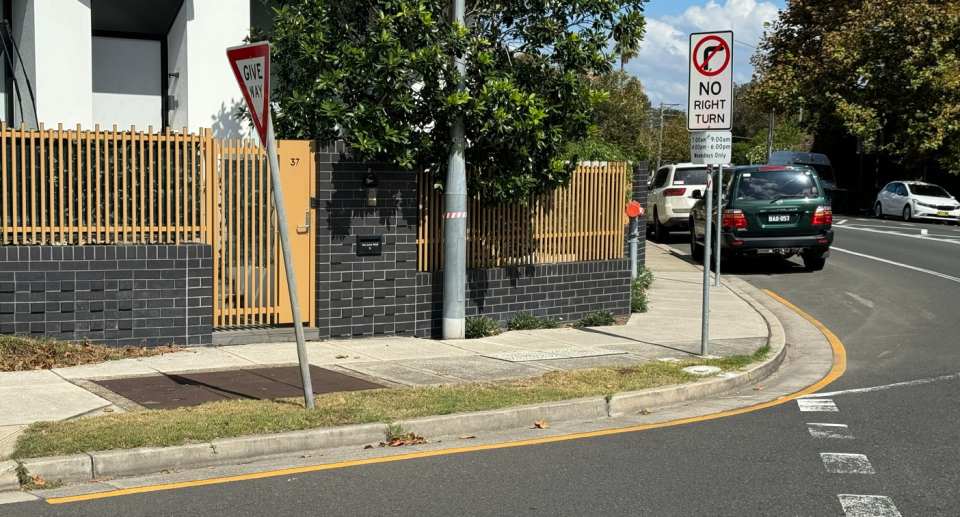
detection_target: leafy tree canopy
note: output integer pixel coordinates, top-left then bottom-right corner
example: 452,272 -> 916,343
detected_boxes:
753,0 -> 960,173
262,0 -> 647,204
576,70 -> 652,163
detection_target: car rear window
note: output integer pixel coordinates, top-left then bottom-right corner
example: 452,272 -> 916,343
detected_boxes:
673,168 -> 709,185
908,184 -> 951,198
736,170 -> 819,201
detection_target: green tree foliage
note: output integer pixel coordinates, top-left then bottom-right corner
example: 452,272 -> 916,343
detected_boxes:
754,0 -> 960,173
657,110 -> 690,165
263,0 -> 647,204
729,80 -> 812,165
579,70 -> 652,163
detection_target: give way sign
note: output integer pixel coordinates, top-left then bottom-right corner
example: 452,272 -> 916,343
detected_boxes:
227,42 -> 271,145
687,31 -> 733,131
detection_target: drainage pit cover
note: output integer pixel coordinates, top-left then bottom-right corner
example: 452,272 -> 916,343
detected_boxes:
682,365 -> 721,376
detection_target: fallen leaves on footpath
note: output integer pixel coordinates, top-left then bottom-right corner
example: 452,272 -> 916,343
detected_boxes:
0,335 -> 184,372
533,420 -> 550,429
364,433 -> 431,449
458,435 -> 476,440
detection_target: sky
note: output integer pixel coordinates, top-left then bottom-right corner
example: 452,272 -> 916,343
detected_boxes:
625,0 -> 787,108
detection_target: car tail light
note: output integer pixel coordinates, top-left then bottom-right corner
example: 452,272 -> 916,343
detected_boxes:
663,188 -> 686,196
818,238 -> 828,243
759,166 -> 791,171
723,209 -> 748,228
812,206 -> 833,225
732,240 -> 743,246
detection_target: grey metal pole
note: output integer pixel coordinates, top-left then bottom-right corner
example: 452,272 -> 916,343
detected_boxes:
656,102 -> 664,169
714,164 -> 722,286
629,217 -> 638,278
442,0 -> 467,340
265,114 -> 314,408
701,170 -> 712,356
766,108 -> 774,162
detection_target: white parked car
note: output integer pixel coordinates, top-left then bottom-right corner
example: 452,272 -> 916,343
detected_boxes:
646,163 -> 712,242
875,181 -> 960,224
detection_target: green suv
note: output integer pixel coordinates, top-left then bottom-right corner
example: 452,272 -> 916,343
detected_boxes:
689,165 -> 834,271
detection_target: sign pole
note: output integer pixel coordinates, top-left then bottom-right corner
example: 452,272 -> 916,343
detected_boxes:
266,116 -> 315,409
714,164 -> 722,286
227,42 -> 314,409
702,171 -> 712,356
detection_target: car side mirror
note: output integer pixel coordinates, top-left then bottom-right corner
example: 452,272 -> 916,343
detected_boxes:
692,190 -> 702,199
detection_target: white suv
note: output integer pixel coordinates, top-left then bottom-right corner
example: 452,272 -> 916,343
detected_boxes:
646,163 -> 711,242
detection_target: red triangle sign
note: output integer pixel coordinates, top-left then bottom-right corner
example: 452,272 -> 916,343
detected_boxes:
227,42 -> 271,145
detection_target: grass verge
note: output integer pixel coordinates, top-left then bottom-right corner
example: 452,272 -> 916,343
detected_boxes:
0,335 -> 183,372
12,346 -> 770,460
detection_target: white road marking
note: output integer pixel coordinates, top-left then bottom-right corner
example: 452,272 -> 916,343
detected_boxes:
797,399 -> 838,412
800,372 -> 960,398
807,423 -> 855,439
835,225 -> 960,245
838,495 -> 902,517
832,247 -> 960,283
845,292 -> 874,308
835,219 -> 847,225
821,453 -> 876,474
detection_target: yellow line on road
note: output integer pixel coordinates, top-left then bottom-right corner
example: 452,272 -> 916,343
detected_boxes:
47,290 -> 845,505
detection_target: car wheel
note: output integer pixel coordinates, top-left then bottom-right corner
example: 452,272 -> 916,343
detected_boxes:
803,255 -> 826,271
653,208 -> 670,242
690,219 -> 703,262
902,205 -> 912,222
874,202 -> 884,219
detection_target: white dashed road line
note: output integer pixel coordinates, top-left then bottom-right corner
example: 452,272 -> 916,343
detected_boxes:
838,495 -> 902,517
797,398 -> 838,412
832,247 -> 960,283
800,372 -> 960,398
835,224 -> 960,245
821,453 -> 876,474
807,423 -> 855,439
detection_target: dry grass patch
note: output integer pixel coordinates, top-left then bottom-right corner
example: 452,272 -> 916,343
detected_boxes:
0,335 -> 183,372
12,346 -> 769,459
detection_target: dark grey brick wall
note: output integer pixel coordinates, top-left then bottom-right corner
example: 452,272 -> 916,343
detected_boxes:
313,142 -> 633,340
314,142 -> 419,339
632,160 -> 649,268
0,245 -> 212,347
415,259 -> 632,338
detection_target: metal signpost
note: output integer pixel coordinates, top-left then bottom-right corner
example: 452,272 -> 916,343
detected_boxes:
687,30 -> 733,356
227,42 -> 315,409
625,201 -> 645,278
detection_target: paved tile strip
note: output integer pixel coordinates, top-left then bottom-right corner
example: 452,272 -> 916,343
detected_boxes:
797,398 -> 838,412
483,347 -> 626,362
837,495 -> 902,517
821,453 -> 876,474
807,423 -> 855,439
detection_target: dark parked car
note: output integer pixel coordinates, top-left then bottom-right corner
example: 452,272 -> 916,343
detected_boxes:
689,165 -> 834,271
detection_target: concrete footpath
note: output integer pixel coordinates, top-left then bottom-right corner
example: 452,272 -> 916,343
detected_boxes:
0,242 -> 802,495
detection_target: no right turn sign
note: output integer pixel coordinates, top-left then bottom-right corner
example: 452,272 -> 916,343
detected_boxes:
688,31 -> 733,131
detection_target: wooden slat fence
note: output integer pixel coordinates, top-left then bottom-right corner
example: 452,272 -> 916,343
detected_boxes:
418,162 -> 628,271
206,137 -> 280,328
0,124 -> 284,329
0,124 -> 204,245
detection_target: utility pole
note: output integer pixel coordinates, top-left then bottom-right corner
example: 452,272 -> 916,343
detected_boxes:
766,108 -> 774,162
656,103 -> 683,170
442,0 -> 467,339
657,102 -> 664,170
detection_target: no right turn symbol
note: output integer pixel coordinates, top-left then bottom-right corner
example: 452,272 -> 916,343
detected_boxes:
693,35 -> 730,77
